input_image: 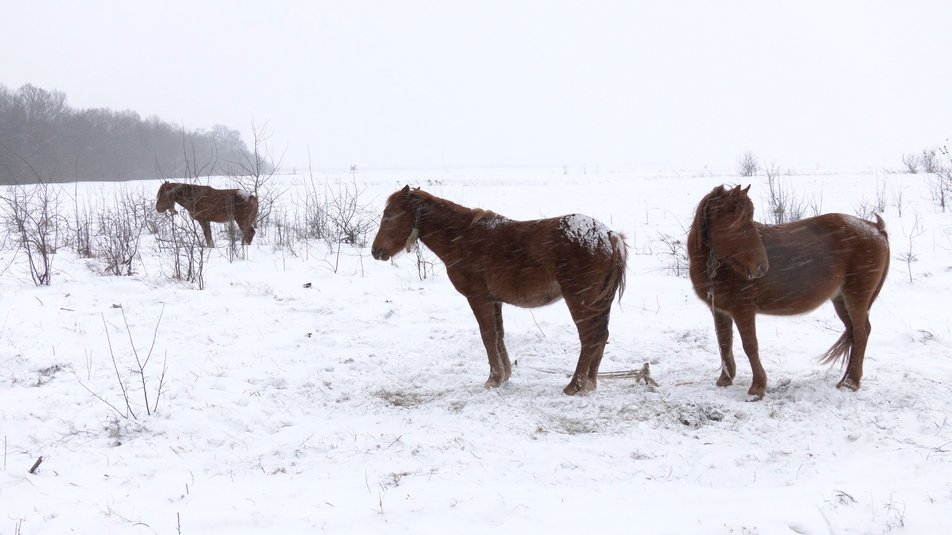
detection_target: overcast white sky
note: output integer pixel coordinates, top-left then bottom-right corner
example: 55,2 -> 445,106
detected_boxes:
4,1 -> 951,172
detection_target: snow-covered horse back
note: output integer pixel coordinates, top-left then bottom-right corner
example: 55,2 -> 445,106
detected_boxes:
371,185 -> 628,395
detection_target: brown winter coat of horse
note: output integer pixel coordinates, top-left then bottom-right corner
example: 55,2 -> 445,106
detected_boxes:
155,181 -> 259,246
687,185 -> 890,400
371,186 -> 628,395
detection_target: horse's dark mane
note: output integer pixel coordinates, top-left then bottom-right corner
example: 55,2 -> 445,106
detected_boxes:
405,189 -> 501,227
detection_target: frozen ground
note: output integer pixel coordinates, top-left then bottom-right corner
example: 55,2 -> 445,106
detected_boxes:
2,167 -> 951,534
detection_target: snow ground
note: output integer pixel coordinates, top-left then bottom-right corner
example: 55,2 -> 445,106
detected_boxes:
2,167 -> 951,534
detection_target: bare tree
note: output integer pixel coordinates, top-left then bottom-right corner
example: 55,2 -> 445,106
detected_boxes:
902,153 -> 920,173
228,121 -> 284,233
737,151 -> 759,177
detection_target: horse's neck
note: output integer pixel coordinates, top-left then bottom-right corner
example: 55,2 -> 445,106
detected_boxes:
417,199 -> 477,258
173,184 -> 203,210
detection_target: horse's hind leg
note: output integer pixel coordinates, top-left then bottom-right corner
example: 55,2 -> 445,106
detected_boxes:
838,293 -> 871,391
712,309 -> 736,386
467,298 -> 510,388
493,303 -> 512,381
563,298 -> 610,395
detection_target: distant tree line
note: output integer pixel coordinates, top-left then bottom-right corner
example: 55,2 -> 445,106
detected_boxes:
0,83 -> 266,184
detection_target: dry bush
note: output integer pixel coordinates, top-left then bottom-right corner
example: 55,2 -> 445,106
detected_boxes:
902,153 -> 921,173
156,215 -> 210,289
77,305 -> 169,420
764,169 -> 804,224
921,148 -> 939,174
737,151 -> 759,177
95,191 -> 145,276
1,182 -> 64,286
657,232 -> 688,278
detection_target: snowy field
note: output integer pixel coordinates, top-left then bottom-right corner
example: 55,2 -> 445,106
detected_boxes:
2,167 -> 951,534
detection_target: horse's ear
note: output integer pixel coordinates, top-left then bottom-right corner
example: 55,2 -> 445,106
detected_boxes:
741,184 -> 751,195
400,185 -> 410,196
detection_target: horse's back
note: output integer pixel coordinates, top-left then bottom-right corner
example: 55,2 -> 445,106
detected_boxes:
461,214 -> 622,308
753,213 -> 889,314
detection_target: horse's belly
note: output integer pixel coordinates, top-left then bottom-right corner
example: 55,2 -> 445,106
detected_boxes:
492,277 -> 563,308
754,281 -> 838,315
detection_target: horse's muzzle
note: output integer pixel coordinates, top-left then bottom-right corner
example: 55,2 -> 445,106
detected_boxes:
371,247 -> 389,261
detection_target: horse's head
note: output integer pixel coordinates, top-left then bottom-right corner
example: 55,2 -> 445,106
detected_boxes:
703,185 -> 768,280
371,185 -> 421,261
155,181 -> 178,215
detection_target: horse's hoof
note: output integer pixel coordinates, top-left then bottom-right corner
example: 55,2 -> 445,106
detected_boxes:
563,379 -> 595,396
746,386 -> 765,401
716,375 -> 733,387
837,378 -> 860,391
484,377 -> 507,389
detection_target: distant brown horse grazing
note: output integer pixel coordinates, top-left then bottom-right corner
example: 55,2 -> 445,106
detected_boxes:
155,181 -> 259,246
371,186 -> 628,395
688,185 -> 890,400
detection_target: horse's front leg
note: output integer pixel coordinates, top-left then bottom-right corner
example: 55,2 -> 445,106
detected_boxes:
733,308 -> 767,400
467,297 -> 509,388
199,220 -> 214,247
712,309 -> 736,386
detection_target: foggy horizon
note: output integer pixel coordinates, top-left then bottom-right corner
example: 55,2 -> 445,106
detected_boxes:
5,1 -> 952,174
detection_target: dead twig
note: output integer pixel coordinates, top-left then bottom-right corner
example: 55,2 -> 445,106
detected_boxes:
28,456 -> 43,474
598,362 -> 660,387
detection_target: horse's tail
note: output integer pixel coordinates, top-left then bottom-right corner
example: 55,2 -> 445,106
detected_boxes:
598,231 -> 629,304
819,333 -> 851,366
820,214 -> 890,367
869,213 -> 890,307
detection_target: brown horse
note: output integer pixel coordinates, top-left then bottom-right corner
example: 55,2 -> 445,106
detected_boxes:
155,181 -> 259,246
687,185 -> 890,400
371,186 -> 628,395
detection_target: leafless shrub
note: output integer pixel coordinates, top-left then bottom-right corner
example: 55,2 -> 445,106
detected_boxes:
657,232 -> 688,277
228,121 -> 283,233
141,191 -> 167,236
1,181 -> 64,286
896,215 -> 925,283
96,192 -> 144,276
892,183 -> 906,218
326,178 -> 375,248
764,172 -> 804,224
67,183 -> 94,258
737,151 -> 759,177
77,305 -> 168,420
930,168 -> 952,212
415,243 -> 438,280
921,148 -> 939,174
856,178 -> 888,220
807,192 -> 824,218
155,215 -> 210,289
902,153 -> 921,173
